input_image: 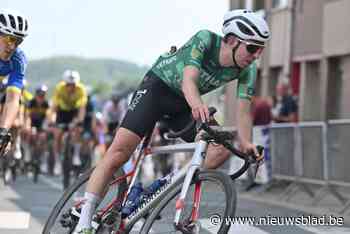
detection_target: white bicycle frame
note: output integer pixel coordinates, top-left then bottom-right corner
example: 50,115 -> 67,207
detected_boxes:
125,139 -> 209,228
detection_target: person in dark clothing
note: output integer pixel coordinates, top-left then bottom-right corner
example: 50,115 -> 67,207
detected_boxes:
272,83 -> 297,123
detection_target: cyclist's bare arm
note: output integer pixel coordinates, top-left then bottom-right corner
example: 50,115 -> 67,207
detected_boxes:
0,90 -> 21,129
236,98 -> 257,155
48,104 -> 58,124
182,65 -> 209,122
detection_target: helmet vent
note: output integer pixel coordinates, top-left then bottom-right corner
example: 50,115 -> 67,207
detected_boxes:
17,16 -> 23,30
0,14 -> 6,27
236,21 -> 254,36
24,20 -> 28,31
8,14 -> 16,29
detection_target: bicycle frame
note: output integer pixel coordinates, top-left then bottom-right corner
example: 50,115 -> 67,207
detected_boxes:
83,125 -> 251,233
85,137 -> 208,232
123,139 -> 209,229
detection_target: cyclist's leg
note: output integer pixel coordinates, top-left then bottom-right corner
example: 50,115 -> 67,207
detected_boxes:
204,143 -> 231,169
77,128 -> 142,233
53,110 -> 66,172
75,72 -> 163,232
86,128 -> 141,193
75,135 -> 141,233
53,110 -> 62,154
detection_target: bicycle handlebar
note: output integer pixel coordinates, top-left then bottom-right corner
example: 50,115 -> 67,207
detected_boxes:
165,107 -> 217,139
163,106 -> 264,180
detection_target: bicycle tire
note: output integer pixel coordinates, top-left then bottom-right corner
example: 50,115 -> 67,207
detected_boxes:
140,170 -> 236,234
62,138 -> 73,189
42,167 -> 127,234
31,146 -> 42,183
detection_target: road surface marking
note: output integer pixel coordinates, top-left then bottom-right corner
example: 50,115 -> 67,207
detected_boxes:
0,211 -> 30,229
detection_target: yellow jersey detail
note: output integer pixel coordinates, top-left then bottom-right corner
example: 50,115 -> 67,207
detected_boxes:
7,86 -> 22,94
52,81 -> 87,111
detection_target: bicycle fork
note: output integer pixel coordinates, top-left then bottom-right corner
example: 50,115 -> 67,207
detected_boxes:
174,140 -> 207,230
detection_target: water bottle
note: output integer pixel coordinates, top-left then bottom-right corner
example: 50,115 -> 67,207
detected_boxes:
144,179 -> 166,196
144,173 -> 173,197
121,182 -> 144,218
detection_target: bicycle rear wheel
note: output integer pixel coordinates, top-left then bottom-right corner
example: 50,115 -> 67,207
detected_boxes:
140,170 -> 236,234
43,167 -> 127,234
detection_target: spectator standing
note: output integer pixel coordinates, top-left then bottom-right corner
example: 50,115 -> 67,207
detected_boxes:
272,82 -> 297,123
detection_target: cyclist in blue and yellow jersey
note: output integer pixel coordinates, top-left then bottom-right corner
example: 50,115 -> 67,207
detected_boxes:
0,9 -> 29,150
75,9 -> 270,234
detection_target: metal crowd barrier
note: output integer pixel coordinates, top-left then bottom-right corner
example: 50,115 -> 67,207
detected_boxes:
166,122 -> 350,213
327,119 -> 350,213
268,120 -> 350,213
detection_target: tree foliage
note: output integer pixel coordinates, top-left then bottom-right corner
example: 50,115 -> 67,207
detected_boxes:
26,56 -> 148,94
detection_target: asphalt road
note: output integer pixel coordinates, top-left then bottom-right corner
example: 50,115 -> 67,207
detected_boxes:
0,174 -> 350,234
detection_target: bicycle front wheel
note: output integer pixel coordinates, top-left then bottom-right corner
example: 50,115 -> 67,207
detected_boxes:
43,167 -> 127,234
141,170 -> 236,234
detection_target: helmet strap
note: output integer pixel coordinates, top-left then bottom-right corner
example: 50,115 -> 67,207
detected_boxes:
232,42 -> 241,68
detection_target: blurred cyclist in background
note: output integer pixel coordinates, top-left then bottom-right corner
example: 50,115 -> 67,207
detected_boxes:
102,91 -> 124,136
50,70 -> 87,174
26,85 -> 49,132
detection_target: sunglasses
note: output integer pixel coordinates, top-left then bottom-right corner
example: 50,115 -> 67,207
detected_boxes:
0,33 -> 23,46
238,39 -> 264,54
36,92 -> 46,97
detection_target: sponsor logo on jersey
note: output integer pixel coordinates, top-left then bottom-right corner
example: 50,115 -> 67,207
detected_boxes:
191,48 -> 201,60
200,71 -> 221,90
156,56 -> 177,70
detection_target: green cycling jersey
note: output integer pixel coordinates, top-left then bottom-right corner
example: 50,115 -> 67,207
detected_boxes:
150,30 -> 257,100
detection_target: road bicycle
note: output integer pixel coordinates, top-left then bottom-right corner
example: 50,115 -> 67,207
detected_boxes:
59,123 -> 91,190
25,127 -> 48,183
43,107 -> 263,234
0,131 -> 13,184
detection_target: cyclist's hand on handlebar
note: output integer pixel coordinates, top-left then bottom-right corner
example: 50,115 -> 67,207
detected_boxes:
239,141 -> 263,161
191,104 -> 210,123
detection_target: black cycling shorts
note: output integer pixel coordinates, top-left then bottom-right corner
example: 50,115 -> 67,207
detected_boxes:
56,108 -> 78,125
120,71 -> 196,142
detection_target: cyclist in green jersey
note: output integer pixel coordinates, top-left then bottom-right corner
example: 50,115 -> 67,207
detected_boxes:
75,9 -> 270,234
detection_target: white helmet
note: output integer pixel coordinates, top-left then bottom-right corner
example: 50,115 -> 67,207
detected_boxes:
0,9 -> 29,39
62,69 -> 80,84
222,9 -> 270,46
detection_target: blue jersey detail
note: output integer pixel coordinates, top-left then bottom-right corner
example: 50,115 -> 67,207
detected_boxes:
0,48 -> 27,90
